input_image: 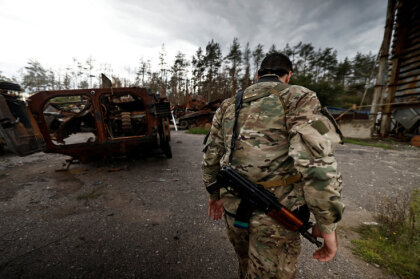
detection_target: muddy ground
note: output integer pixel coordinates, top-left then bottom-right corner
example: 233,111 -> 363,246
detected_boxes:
0,131 -> 419,279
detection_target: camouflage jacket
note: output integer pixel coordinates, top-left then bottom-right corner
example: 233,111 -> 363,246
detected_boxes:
202,75 -> 344,233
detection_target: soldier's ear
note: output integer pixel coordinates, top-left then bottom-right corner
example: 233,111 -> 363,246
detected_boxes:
285,71 -> 293,84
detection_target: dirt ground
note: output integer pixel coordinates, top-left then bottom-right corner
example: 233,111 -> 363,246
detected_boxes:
0,131 -> 419,279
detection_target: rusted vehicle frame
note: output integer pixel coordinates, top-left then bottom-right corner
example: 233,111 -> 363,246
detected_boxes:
28,87 -> 171,162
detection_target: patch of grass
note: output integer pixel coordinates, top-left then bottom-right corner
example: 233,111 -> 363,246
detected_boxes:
351,189 -> 420,278
342,138 -> 393,149
76,187 -> 104,201
187,127 -> 210,135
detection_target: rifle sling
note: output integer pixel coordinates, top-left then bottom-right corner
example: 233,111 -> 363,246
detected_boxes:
228,90 -> 244,164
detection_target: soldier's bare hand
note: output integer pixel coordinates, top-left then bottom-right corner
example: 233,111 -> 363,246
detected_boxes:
311,224 -> 337,262
208,199 -> 224,220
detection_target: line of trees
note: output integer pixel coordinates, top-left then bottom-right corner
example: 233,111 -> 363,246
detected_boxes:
1,39 -> 377,108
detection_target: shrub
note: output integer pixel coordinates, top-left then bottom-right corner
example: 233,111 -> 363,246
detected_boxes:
352,188 -> 420,278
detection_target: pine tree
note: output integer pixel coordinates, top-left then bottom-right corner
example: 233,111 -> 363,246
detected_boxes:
299,43 -> 314,76
252,44 -> 264,80
47,70 -> 56,90
203,39 -> 222,102
86,56 -> 95,88
240,42 -> 252,89
62,73 -> 71,89
282,43 -> 293,58
135,58 -> 148,87
319,48 -> 338,81
225,38 -> 242,96
291,42 -> 302,67
169,52 -> 189,104
21,59 -> 48,92
158,44 -> 168,96
335,57 -> 352,86
351,52 -> 376,87
192,47 -> 205,95
267,44 -> 277,54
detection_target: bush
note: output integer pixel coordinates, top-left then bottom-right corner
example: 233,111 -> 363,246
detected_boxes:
375,191 -> 411,240
352,188 -> 420,278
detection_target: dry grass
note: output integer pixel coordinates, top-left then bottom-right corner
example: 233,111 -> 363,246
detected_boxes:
352,189 -> 420,278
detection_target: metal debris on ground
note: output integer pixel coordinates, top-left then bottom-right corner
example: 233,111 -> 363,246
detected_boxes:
173,96 -> 222,130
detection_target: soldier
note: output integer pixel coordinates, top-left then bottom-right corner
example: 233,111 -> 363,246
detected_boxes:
202,52 -> 344,279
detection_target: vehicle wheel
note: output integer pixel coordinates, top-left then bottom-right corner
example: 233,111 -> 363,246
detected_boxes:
162,141 -> 172,159
179,120 -> 189,130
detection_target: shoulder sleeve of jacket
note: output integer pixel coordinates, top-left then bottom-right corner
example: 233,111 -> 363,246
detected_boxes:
201,98 -> 231,200
284,85 -> 344,234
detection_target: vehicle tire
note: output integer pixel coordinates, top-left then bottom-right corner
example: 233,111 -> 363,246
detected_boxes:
162,141 -> 172,159
0,143 -> 4,155
179,120 -> 189,130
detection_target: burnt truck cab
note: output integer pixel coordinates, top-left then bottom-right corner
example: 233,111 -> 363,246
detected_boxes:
28,87 -> 172,162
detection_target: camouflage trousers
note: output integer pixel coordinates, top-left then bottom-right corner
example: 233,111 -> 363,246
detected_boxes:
224,212 -> 301,279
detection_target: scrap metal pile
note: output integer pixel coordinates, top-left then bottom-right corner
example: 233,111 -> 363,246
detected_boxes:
173,95 -> 221,129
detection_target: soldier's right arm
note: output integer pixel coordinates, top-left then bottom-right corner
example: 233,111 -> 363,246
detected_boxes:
202,100 -> 229,200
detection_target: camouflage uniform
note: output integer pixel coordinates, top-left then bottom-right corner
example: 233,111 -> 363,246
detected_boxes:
202,75 -> 344,279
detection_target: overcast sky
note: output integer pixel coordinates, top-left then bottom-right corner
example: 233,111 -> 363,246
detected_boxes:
0,0 -> 387,79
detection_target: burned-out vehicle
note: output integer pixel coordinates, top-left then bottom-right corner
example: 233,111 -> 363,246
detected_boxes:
177,99 -> 222,129
0,82 -> 45,155
27,87 -> 172,162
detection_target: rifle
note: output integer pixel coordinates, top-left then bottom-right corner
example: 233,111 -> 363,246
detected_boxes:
207,166 -> 322,247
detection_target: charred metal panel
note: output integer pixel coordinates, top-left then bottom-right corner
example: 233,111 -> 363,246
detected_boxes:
0,94 -> 45,155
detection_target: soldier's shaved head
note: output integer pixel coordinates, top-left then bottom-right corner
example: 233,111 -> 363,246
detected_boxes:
258,52 -> 293,77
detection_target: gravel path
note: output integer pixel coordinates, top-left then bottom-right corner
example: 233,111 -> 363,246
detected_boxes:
0,131 -> 419,278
